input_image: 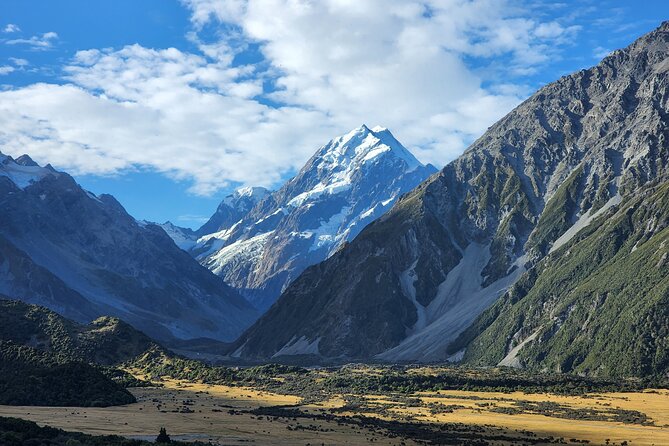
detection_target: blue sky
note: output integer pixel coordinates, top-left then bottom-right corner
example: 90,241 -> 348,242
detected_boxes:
0,0 -> 667,228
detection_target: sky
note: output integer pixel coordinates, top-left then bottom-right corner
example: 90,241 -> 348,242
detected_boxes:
0,0 -> 667,228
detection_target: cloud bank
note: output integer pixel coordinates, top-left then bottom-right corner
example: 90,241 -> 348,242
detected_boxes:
0,0 -> 580,194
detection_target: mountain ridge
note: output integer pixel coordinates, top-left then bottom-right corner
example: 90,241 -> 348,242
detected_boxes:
192,124 -> 436,310
227,21 -> 669,372
0,154 -> 258,343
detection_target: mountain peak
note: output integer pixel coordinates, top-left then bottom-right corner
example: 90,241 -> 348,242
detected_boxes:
196,185 -> 270,236
232,186 -> 270,200
15,154 -> 39,167
0,152 -> 58,189
335,124 -> 373,146
194,125 -> 436,310
623,20 -> 669,59
352,124 -> 387,134
319,125 -> 422,173
285,126 -> 427,209
223,186 -> 270,207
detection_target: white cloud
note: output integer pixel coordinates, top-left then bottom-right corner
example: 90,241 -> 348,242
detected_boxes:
6,31 -> 58,49
179,0 -> 579,165
534,21 -> 580,40
0,47 -> 337,195
3,24 -> 20,33
0,1 -> 581,195
0,66 -> 15,75
9,57 -> 29,66
183,0 -> 246,27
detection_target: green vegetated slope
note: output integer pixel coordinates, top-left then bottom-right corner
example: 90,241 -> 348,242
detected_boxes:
0,298 -> 157,365
457,180 -> 669,377
0,298 -> 159,406
0,341 -> 135,406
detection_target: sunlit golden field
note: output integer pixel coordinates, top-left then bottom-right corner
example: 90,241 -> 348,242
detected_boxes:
0,381 -> 421,445
390,389 -> 669,445
1,371 -> 667,445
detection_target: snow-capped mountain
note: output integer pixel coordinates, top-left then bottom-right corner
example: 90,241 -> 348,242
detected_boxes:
155,221 -> 197,250
228,22 -> 669,369
193,125 -> 436,310
197,186 -> 270,237
0,153 -> 57,188
152,187 -> 271,252
0,152 -> 257,343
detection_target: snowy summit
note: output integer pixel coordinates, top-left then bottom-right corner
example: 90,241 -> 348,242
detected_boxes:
190,125 -> 437,310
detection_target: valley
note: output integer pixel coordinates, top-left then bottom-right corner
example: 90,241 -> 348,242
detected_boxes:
1,6 -> 668,446
2,298 -> 666,445
1,368 -> 667,445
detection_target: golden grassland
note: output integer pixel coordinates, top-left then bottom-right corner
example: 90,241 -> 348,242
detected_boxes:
310,366 -> 669,445
0,372 -> 668,445
392,389 -> 669,446
0,380 -> 421,445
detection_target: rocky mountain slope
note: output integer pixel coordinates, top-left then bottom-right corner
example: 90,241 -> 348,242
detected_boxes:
0,154 -> 257,343
193,125 -> 436,310
228,22 -> 669,372
454,180 -> 669,377
197,186 -> 270,237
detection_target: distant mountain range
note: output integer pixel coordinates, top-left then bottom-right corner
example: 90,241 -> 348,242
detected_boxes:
1,21 -> 668,381
0,153 -> 257,343
227,21 -> 669,378
0,123 -> 435,344
181,125 -> 436,310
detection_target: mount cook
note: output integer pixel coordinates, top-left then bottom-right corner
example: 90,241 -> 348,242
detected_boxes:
227,22 -> 669,377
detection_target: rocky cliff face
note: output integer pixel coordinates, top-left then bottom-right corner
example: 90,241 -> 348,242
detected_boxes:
0,154 -> 257,343
229,22 -> 669,367
196,186 -> 270,237
194,125 -> 436,310
456,181 -> 669,377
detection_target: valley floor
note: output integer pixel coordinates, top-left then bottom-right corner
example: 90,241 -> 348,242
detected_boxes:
0,381 -> 422,446
0,375 -> 667,445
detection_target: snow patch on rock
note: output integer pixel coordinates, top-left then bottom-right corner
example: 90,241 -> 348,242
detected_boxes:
309,206 -> 351,253
205,232 -> 271,276
0,153 -> 56,189
157,222 -> 197,251
498,328 -> 542,368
